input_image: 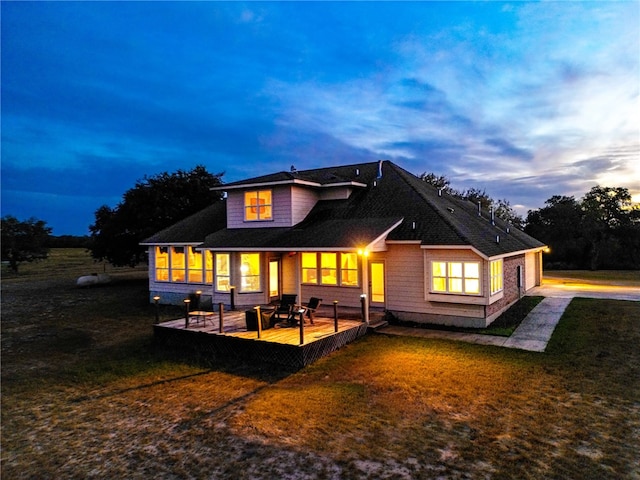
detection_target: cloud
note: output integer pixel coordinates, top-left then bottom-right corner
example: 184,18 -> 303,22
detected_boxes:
1,1 -> 638,234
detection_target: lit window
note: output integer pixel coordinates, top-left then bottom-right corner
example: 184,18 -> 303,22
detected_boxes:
431,261 -> 481,295
490,259 -> 503,294
340,253 -> 359,286
244,190 -> 272,221
320,253 -> 337,285
215,253 -> 230,292
204,251 -> 213,284
240,253 -> 261,292
187,246 -> 203,283
301,252 -> 317,284
155,246 -> 169,282
171,247 -> 186,282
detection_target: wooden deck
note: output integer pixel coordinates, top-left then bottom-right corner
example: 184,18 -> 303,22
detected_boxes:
153,309 -> 368,369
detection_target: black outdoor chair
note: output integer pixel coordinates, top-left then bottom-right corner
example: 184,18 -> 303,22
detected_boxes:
274,294 -> 297,322
303,297 -> 322,324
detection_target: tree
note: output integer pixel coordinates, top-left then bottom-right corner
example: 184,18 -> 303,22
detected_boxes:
419,172 -> 455,194
89,165 -> 224,267
525,187 -> 640,270
525,196 -> 584,268
1,216 -> 52,273
580,186 -> 637,269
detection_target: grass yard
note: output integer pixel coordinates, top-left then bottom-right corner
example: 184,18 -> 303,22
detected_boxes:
2,249 -> 639,479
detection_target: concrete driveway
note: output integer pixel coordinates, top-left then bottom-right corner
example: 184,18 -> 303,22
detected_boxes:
527,276 -> 640,301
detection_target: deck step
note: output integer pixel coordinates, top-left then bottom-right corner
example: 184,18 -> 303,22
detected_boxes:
367,319 -> 389,332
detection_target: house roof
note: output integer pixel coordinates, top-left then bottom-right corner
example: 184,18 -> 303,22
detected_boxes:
140,200 -> 227,245
142,160 -> 545,257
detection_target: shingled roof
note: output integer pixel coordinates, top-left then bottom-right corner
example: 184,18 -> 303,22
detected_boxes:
143,160 -> 545,257
140,201 -> 227,244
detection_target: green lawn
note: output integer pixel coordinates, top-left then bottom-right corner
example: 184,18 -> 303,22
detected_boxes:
2,249 -> 639,479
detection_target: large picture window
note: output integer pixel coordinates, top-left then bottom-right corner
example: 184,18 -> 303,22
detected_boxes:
240,253 -> 261,292
490,259 -> 503,294
215,253 -> 230,292
244,190 -> 272,221
301,252 -> 359,287
432,261 -> 481,295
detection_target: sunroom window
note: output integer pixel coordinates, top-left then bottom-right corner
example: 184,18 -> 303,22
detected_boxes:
171,247 -> 186,282
187,246 -> 203,283
240,253 -> 261,292
244,190 -> 272,221
154,246 -> 212,284
155,247 -> 169,282
432,261 -> 480,295
215,253 -> 230,292
205,251 -> 213,284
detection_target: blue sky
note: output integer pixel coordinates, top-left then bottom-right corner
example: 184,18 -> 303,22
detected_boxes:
2,1 -> 638,235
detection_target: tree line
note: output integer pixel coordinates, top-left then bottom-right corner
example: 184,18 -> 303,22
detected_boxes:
524,187 -> 640,270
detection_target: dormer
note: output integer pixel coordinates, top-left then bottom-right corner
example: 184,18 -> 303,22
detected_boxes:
211,167 -> 368,229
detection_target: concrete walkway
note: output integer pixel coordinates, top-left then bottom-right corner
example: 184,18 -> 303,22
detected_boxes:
377,296 -> 573,353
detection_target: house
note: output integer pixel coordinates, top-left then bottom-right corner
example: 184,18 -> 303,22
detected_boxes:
141,160 -> 546,328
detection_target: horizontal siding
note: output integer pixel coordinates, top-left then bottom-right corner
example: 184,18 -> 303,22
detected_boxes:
226,191 -> 245,228
385,244 -> 426,312
319,186 -> 352,200
281,254 -> 298,296
226,187 -> 299,229
525,252 -> 537,290
384,245 -> 487,320
291,186 -> 320,225
300,285 -> 363,308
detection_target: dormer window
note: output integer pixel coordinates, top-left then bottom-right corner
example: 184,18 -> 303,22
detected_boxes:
244,190 -> 272,221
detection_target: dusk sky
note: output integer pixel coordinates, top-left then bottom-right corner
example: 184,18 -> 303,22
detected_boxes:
2,1 -> 639,236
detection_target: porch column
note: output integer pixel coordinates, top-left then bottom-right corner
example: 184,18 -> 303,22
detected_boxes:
360,250 -> 370,324
295,252 -> 302,305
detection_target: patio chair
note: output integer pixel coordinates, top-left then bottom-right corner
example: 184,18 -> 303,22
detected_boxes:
274,294 -> 297,322
303,297 -> 322,324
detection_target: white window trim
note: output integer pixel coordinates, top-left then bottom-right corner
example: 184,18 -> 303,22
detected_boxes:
154,245 -> 212,285
214,253 -> 231,292
430,260 -> 482,296
244,189 -> 273,222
